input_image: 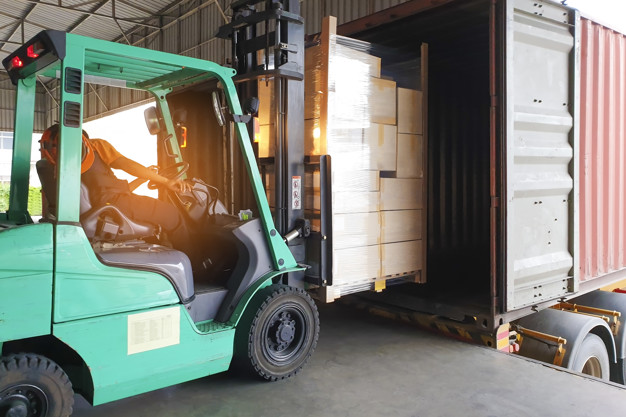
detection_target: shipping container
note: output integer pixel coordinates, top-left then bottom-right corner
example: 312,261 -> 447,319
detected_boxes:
295,0 -> 626,380
296,0 -> 573,326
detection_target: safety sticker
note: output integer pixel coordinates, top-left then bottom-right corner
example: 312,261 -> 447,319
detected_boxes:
127,306 -> 180,355
292,176 -> 302,210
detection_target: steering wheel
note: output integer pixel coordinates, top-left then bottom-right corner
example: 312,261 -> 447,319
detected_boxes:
147,161 -> 190,190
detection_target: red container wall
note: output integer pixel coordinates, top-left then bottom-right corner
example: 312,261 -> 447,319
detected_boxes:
580,18 -> 626,282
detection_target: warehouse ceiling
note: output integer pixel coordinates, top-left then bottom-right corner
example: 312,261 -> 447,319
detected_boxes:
0,0 -> 423,130
0,0 -> 229,81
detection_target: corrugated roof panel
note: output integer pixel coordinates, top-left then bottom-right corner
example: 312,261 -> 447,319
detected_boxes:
0,81 -> 16,131
72,16 -> 128,40
180,12 -> 201,53
301,0 -> 411,35
0,79 -> 47,131
92,1 -> 154,21
162,23 -> 179,53
27,3 -> 85,31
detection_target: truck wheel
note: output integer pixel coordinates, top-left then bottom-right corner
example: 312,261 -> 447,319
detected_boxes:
0,354 -> 74,417
571,334 -> 610,380
236,285 -> 319,381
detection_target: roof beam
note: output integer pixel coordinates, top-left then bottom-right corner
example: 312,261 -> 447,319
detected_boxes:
115,0 -> 155,17
0,3 -> 36,52
13,0 -> 161,29
113,0 -> 227,49
0,39 -> 24,46
66,0 -> 110,34
110,0 -> 192,45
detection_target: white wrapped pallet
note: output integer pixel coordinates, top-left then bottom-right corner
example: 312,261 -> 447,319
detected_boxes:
304,16 -> 427,300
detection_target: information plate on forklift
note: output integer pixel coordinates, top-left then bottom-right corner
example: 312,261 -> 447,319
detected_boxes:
127,306 -> 180,355
292,176 -> 302,210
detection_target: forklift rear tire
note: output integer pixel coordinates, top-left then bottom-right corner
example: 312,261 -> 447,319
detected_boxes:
571,334 -> 610,380
235,284 -> 319,381
0,353 -> 74,417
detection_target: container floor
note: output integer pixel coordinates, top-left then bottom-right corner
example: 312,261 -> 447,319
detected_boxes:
73,302 -> 626,417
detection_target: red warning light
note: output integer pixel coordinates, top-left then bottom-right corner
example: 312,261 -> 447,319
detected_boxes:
11,56 -> 23,69
26,44 -> 39,58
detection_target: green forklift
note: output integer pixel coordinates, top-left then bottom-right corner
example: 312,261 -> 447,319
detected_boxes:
0,26 -> 319,417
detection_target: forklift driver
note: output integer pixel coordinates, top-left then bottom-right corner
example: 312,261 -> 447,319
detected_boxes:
40,123 -> 196,260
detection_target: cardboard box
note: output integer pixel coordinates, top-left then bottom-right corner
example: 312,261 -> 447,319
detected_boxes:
305,118 -> 369,164
305,44 -> 322,71
381,210 -> 422,243
305,45 -> 381,120
305,170 -> 378,192
305,190 -> 380,214
380,178 -> 423,211
333,244 -> 381,284
397,88 -> 423,134
370,78 -> 397,125
332,170 -> 379,192
306,44 -> 381,77
258,124 -> 274,158
258,79 -> 275,126
381,240 -> 423,276
332,212 -> 381,249
364,123 -> 397,171
336,44 -> 382,78
396,134 -> 423,179
304,118 -> 320,155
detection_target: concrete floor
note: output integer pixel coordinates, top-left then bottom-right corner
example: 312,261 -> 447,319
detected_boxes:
73,302 -> 626,417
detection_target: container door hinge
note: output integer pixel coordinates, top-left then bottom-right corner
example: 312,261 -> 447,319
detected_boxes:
491,196 -> 500,208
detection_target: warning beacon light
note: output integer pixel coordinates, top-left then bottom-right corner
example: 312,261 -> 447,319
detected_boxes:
2,31 -> 65,85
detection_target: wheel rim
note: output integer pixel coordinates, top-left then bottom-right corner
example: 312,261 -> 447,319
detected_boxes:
0,384 -> 48,417
581,356 -> 603,378
261,302 -> 309,366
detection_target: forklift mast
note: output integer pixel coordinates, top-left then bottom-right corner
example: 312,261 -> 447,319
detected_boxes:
217,0 -> 308,280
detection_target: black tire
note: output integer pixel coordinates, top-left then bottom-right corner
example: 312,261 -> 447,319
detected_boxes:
571,334 -> 610,381
0,354 -> 74,417
235,284 -> 320,381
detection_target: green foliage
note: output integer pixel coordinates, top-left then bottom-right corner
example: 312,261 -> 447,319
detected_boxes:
28,186 -> 42,216
0,184 -> 42,216
0,184 -> 8,212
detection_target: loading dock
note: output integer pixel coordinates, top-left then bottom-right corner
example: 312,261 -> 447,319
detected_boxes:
72,303 -> 626,417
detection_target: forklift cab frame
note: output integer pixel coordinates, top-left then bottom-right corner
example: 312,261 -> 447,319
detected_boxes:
0,30 -> 317,411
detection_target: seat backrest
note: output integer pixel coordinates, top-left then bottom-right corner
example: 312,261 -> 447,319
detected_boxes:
80,182 -> 92,215
36,159 -> 57,218
37,159 -> 94,219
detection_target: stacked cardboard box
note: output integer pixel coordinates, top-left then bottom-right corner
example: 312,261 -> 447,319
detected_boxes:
380,87 -> 425,281
257,79 -> 275,158
303,16 -> 427,300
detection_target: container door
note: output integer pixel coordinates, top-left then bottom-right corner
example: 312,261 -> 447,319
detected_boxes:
504,0 -> 578,310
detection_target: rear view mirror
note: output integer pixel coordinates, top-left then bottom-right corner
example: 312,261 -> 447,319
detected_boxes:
144,106 -> 161,135
212,91 -> 226,127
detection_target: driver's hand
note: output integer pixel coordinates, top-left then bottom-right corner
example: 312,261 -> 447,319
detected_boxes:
167,179 -> 192,193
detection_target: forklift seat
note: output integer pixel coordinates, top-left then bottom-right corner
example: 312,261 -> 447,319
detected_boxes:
36,159 -> 194,303
36,159 -> 58,219
79,183 -> 159,242
94,243 -> 195,303
36,158 -> 158,241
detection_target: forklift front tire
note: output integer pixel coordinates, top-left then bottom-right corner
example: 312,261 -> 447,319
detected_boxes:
0,353 -> 74,417
236,284 -> 320,381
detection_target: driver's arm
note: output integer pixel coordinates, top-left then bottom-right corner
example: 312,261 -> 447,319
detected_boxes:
111,156 -> 190,193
